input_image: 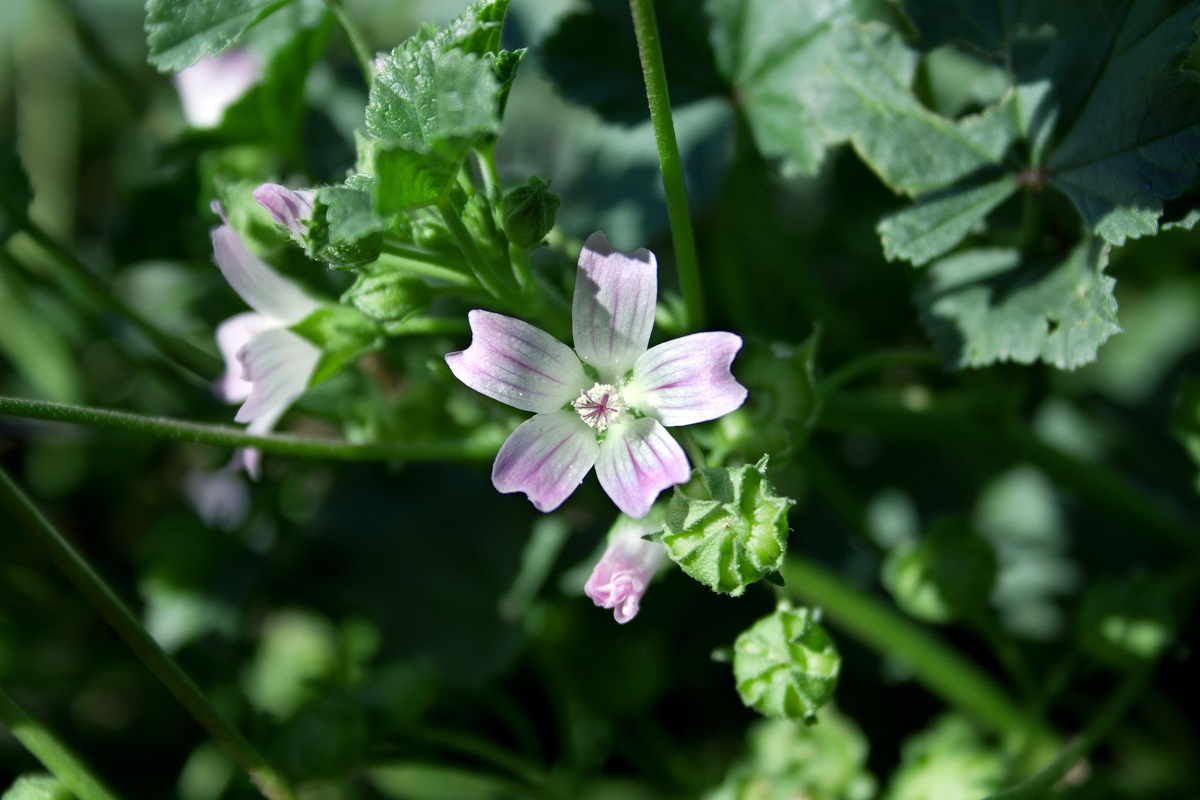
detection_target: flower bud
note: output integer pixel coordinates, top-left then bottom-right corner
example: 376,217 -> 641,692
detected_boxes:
342,270 -> 432,327
733,605 -> 840,721
652,456 -> 793,596
500,176 -> 560,249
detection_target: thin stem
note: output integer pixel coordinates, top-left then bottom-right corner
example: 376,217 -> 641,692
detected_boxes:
676,427 -> 707,469
385,316 -> 470,336
0,685 -> 123,800
0,468 -> 297,800
983,665 -> 1155,800
0,395 -> 500,462
629,0 -> 704,330
820,350 -> 943,398
323,0 -> 376,82
781,556 -> 1055,751
818,395 -> 1200,559
437,198 -> 510,301
1,228 -> 220,381
375,248 -> 477,287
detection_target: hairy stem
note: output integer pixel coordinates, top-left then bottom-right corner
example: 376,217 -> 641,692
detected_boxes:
0,395 -> 500,462
629,0 -> 704,330
0,685 -> 122,800
0,468 -> 297,800
437,198 -> 510,301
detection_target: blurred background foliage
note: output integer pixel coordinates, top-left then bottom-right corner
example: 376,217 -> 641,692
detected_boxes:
2,0 -> 1200,798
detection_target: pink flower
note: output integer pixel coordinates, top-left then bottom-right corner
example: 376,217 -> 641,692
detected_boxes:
585,515 -> 667,623
173,49 -> 261,128
445,232 -> 747,518
210,199 -> 321,478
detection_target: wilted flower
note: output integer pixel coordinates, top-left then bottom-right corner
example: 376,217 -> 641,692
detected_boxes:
585,514 -> 667,623
210,199 -> 321,477
173,49 -> 260,128
446,232 -> 747,518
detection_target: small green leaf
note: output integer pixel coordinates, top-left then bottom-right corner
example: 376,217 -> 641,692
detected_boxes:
342,269 -> 433,327
654,457 -> 794,596
145,0 -> 295,72
500,176 -> 560,248
306,185 -> 384,269
732,606 -> 841,721
915,239 -> 1121,369
878,178 -> 1017,265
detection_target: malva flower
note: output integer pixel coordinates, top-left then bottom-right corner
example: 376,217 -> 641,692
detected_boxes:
585,514 -> 667,623
446,232 -> 748,518
211,193 -> 322,477
173,49 -> 261,129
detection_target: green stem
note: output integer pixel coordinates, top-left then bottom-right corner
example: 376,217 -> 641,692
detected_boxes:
323,0 -> 376,82
0,685 -> 123,800
437,198 -> 510,301
375,248 -> 477,287
0,468 -> 297,800
1,229 -> 219,381
628,0 -> 704,330
0,395 -> 499,462
781,557 -> 1054,749
676,427 -> 707,469
983,665 -> 1154,800
385,316 -> 470,336
818,395 -> 1200,559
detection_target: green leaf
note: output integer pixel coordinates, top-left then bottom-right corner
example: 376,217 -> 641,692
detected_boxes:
305,185 -> 385,269
706,0 -> 909,176
369,138 -> 469,214
290,304 -> 383,386
0,136 -> 31,241
1,774 -> 71,800
542,0 -> 723,124
732,606 -> 841,721
366,38 -> 501,147
144,0 -> 295,72
915,239 -> 1120,369
1042,1 -> 1200,245
436,0 -> 510,57
878,177 -> 1017,265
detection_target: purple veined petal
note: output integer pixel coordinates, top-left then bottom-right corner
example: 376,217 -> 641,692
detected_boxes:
572,231 -> 658,381
446,310 -> 588,413
173,49 -> 261,128
585,516 -> 667,623
253,184 -> 316,238
211,205 -> 321,324
492,410 -> 599,513
595,417 -> 690,519
233,327 -> 322,426
629,332 -> 748,426
214,311 -> 272,403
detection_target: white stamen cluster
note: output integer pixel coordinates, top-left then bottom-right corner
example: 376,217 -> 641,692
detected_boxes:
572,383 -> 626,430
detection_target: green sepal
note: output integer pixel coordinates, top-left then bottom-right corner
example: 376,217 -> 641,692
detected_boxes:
500,176 -> 560,249
290,305 -> 383,386
652,456 -> 794,596
1077,573 -> 1176,670
732,605 -> 840,721
305,185 -> 384,269
342,269 -> 433,329
881,517 -> 996,624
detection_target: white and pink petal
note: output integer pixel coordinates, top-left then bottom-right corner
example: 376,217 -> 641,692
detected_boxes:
572,232 -> 658,381
211,204 -> 321,324
595,417 -> 690,519
446,310 -> 588,413
214,311 -> 272,403
233,327 -> 321,426
585,515 -> 667,624
629,332 -> 748,426
492,410 -> 599,512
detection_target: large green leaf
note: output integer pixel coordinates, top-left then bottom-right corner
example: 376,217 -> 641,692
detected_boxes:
145,0 -> 295,72
915,239 -> 1121,369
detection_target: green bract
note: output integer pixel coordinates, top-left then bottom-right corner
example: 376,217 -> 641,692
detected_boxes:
500,177 -> 560,249
732,606 -> 840,721
652,456 -> 793,596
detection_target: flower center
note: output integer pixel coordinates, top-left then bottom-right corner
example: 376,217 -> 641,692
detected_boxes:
572,383 -> 626,430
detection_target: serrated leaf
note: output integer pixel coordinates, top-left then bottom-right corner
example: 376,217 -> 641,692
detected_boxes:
370,139 -> 469,214
707,0 -> 907,175
915,239 -> 1121,370
366,38 -> 501,147
145,0 -> 295,72
437,0 -> 510,56
1043,1 -> 1200,245
542,0 -> 723,124
878,177 -> 1016,265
